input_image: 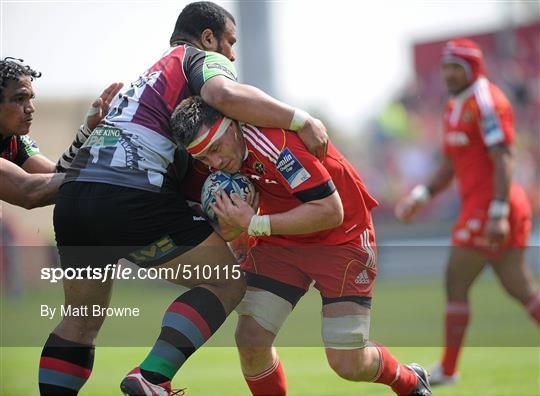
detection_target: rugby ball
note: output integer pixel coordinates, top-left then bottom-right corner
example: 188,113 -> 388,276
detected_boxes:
201,171 -> 255,222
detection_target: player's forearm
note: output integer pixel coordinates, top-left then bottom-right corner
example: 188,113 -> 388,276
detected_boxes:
426,155 -> 454,198
268,194 -> 344,235
0,160 -> 64,209
22,154 -> 56,174
490,145 -> 512,201
202,79 -> 295,129
26,173 -> 64,208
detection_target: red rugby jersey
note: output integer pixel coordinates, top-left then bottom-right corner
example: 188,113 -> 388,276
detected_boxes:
239,124 -> 378,246
442,77 -> 525,211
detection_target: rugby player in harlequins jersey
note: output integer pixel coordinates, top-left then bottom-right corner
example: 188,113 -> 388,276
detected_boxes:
41,2 -> 329,396
0,57 -> 121,208
395,38 -> 539,386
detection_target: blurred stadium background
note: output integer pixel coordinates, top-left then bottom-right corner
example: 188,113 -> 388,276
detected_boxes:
1,1 -> 539,395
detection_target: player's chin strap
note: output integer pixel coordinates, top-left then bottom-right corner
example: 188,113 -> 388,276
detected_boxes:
187,116 -> 232,157
55,106 -> 100,173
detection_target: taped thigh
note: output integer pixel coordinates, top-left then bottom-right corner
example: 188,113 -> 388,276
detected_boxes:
236,289 -> 293,335
322,314 -> 371,349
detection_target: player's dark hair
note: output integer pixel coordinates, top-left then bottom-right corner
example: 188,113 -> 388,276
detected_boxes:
170,1 -> 235,46
170,96 -> 223,148
0,57 -> 41,102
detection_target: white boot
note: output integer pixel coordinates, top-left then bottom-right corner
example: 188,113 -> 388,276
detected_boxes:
429,363 -> 459,386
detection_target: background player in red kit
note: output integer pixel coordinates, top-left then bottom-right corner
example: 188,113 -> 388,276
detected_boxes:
395,38 -> 540,385
171,96 -> 432,396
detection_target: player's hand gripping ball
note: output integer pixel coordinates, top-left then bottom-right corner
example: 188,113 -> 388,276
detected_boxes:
201,171 -> 256,222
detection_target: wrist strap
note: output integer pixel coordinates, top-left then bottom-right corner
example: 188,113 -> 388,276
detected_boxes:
410,184 -> 431,204
488,199 -> 509,218
289,108 -> 309,131
248,215 -> 271,236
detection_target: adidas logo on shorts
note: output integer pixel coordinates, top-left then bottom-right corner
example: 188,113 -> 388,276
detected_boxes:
355,269 -> 370,285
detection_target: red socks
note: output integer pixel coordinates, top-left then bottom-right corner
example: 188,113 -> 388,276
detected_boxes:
373,344 -> 418,395
245,356 -> 287,396
441,301 -> 470,376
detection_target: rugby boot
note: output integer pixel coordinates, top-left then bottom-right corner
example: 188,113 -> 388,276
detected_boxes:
120,367 -> 186,396
404,363 -> 432,396
429,363 -> 459,386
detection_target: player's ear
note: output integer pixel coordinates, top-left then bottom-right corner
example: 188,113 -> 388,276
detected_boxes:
200,28 -> 218,51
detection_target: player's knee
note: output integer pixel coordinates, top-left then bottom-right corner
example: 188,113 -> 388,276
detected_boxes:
500,281 -> 529,304
235,316 -> 274,348
445,277 -> 470,300
57,315 -> 106,343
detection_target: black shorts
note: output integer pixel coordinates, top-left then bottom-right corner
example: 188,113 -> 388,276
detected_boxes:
54,182 -> 213,269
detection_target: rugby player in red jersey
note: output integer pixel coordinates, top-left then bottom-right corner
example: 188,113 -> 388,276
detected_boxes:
171,96 -> 433,396
395,38 -> 539,385
0,57 -> 121,208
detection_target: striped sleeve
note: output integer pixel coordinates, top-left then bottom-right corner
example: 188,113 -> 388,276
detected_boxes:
474,79 -> 513,147
242,124 -> 334,202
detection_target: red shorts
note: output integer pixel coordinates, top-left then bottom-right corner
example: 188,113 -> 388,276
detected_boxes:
452,200 -> 531,258
242,227 -> 377,299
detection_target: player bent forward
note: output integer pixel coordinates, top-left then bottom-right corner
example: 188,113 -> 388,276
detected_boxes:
171,96 -> 432,396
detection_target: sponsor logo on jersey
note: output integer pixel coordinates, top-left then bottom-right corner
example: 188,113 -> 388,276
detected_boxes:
206,63 -> 235,80
276,148 -> 311,189
83,126 -> 123,148
253,161 -> 265,174
481,113 -> 504,145
446,131 -> 469,146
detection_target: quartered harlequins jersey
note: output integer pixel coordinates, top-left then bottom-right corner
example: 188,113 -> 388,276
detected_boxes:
0,134 -> 40,166
64,45 -> 237,193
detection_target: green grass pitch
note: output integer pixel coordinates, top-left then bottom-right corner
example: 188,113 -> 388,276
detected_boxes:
1,275 -> 538,395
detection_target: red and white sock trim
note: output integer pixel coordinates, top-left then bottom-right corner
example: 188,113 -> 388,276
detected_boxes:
446,301 -> 470,314
245,357 -> 280,382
